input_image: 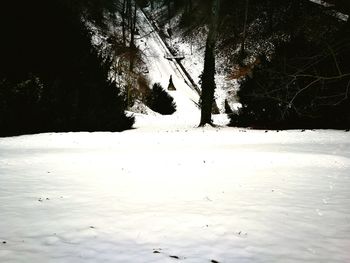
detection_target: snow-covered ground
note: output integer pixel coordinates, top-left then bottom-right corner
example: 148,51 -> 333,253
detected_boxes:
1,125 -> 350,262
136,9 -> 200,118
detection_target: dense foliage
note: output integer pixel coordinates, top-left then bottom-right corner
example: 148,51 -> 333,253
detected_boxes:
0,0 -> 133,136
147,83 -> 177,115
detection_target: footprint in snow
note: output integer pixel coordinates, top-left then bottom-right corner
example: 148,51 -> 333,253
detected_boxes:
234,231 -> 248,238
38,197 -> 50,202
152,250 -> 184,260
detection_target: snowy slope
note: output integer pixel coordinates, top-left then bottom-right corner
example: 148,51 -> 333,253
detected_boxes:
133,9 -> 230,129
1,128 -> 350,263
142,5 -> 240,113
136,9 -> 200,118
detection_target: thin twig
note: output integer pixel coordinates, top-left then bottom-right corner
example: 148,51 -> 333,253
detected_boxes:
288,78 -> 321,107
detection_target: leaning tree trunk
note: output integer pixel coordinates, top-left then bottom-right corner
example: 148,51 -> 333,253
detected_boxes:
199,0 -> 220,126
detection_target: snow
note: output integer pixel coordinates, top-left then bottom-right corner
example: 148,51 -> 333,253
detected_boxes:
1,7 -> 350,263
158,12 -> 240,114
136,9 -> 200,117
1,127 -> 350,262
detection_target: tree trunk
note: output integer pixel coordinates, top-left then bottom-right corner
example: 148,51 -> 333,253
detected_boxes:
129,2 -> 137,72
185,0 -> 193,14
290,0 -> 301,40
239,0 -> 249,63
167,0 -> 171,19
199,40 -> 216,126
268,0 -> 275,32
122,0 -> 127,46
130,2 -> 137,49
199,0 -> 220,126
127,0 -> 132,29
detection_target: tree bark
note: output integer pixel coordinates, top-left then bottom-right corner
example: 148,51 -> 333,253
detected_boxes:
130,2 -> 137,49
121,0 -> 127,46
129,2 -> 137,72
166,0 -> 172,19
239,0 -> 249,63
185,0 -> 193,14
127,0 -> 132,29
199,40 -> 216,126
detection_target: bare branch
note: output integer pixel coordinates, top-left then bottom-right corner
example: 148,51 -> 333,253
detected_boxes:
326,43 -> 342,75
288,73 -> 350,80
288,77 -> 321,107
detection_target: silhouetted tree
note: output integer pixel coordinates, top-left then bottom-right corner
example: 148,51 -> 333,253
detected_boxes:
0,0 -> 134,136
147,83 -> 177,115
199,0 -> 220,126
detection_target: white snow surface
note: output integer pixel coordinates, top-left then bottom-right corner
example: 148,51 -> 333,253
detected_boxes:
136,9 -> 200,117
1,125 -> 350,263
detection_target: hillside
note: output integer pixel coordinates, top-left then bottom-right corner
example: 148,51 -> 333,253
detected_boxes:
139,0 -> 350,128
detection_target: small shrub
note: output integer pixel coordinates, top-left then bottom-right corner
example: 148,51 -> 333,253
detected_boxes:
147,83 -> 176,115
